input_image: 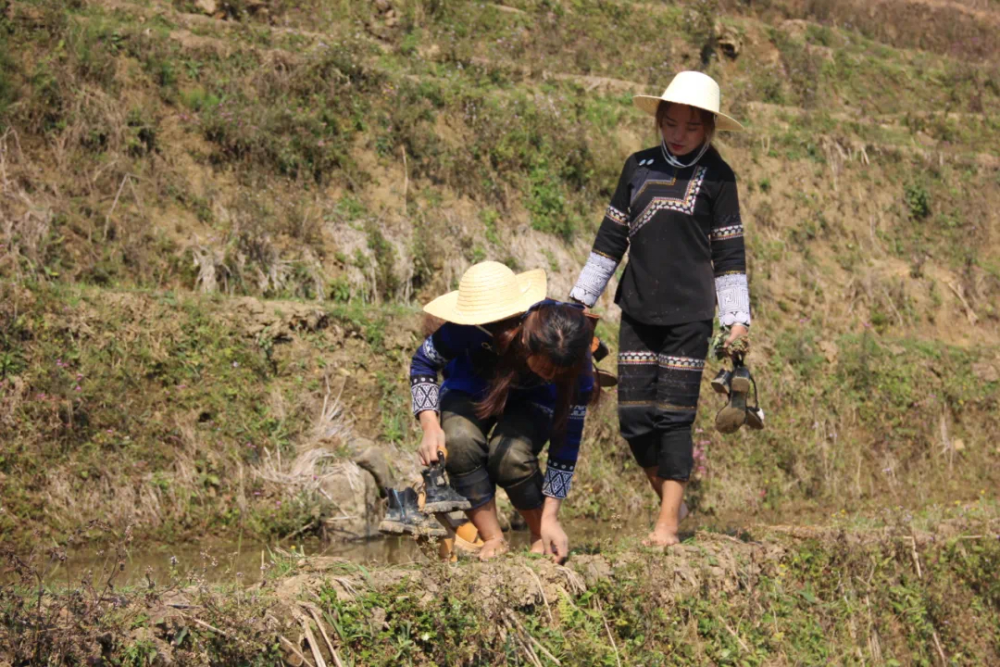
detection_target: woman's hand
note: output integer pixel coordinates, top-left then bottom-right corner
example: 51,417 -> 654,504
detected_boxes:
417,412 -> 446,466
540,497 -> 568,563
540,517 -> 569,564
724,323 -> 750,356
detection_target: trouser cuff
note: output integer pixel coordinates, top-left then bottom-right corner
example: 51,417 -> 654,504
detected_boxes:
657,428 -> 693,482
450,466 -> 495,510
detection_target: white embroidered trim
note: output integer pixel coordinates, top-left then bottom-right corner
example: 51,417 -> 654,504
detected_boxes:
710,224 -> 744,242
630,166 -> 707,236
715,273 -> 751,327
421,336 -> 446,366
410,379 -> 440,415
605,205 -> 628,226
542,465 -> 574,499
618,351 -> 658,365
569,252 -> 619,307
656,355 -> 706,370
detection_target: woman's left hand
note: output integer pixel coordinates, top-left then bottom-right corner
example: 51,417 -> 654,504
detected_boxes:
540,516 -> 569,564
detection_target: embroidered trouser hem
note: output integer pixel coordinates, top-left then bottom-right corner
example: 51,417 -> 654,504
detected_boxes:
617,314 -> 712,481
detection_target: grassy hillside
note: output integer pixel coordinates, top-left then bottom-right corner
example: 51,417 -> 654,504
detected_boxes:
1,0 -> 999,548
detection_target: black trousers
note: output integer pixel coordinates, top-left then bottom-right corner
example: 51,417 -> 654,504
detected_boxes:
440,391 -> 551,511
617,314 -> 712,481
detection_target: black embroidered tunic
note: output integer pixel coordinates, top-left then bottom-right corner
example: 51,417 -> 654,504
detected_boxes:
570,145 -> 750,327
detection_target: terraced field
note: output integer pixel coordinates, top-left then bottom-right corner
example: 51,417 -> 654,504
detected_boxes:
1,0 -> 999,662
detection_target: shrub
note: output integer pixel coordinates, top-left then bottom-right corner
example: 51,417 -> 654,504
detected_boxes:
904,183 -> 931,220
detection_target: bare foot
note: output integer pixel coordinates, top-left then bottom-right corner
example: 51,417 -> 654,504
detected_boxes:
478,536 -> 509,561
642,526 -> 681,548
641,502 -> 689,548
529,533 -> 544,555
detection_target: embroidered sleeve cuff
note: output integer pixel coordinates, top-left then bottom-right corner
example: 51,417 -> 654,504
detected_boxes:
715,273 -> 751,327
542,460 -> 575,500
570,252 -> 620,307
410,377 -> 440,416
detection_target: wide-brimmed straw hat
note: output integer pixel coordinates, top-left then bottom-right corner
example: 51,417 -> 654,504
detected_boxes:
424,261 -> 547,325
633,71 -> 744,132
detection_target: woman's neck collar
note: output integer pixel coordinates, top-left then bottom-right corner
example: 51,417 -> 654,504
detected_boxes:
668,143 -> 704,161
660,139 -> 710,168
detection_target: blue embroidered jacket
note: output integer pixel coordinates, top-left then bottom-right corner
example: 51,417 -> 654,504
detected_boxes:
410,322 -> 593,500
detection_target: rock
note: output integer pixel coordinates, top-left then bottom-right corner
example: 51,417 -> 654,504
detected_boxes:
972,362 -> 999,383
353,445 -> 392,497
345,437 -> 422,493
318,461 -> 381,540
716,23 -> 742,59
195,0 -> 218,15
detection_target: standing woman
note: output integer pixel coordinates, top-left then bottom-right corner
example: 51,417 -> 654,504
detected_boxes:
411,262 -> 596,562
569,71 -> 751,548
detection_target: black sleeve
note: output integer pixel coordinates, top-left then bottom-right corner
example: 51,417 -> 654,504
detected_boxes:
569,156 -> 635,306
592,156 -> 635,262
708,163 -> 746,277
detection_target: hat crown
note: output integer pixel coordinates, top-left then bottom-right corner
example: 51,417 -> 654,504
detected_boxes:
456,261 -> 523,314
423,261 -> 547,325
662,71 -> 721,114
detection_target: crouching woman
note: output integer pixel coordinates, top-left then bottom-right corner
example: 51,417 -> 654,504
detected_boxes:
410,262 -> 596,562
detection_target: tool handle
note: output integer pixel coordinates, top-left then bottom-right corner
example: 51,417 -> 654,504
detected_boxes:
436,446 -> 448,463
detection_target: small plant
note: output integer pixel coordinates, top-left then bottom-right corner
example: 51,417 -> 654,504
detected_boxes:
904,182 -> 931,220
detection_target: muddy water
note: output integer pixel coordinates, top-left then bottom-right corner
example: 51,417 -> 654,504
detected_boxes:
36,514 -> 726,588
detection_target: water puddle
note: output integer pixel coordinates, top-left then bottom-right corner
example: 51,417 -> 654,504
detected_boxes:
25,513 -> 736,588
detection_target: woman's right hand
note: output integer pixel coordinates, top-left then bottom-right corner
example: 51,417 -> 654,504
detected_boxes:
417,423 -> 447,466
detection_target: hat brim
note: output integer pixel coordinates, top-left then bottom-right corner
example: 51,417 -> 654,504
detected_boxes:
633,95 -> 744,132
423,269 -> 548,325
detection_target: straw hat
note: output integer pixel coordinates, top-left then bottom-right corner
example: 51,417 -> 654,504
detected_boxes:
633,71 -> 744,132
424,261 -> 547,325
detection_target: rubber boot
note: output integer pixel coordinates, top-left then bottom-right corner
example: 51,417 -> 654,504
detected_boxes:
379,488 -> 448,538
715,366 -> 750,434
746,375 -> 765,430
593,337 -> 610,363
710,368 -> 732,396
595,367 -> 619,388
421,463 -> 472,513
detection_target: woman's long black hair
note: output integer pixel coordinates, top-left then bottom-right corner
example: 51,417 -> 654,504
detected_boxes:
476,302 -> 597,431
